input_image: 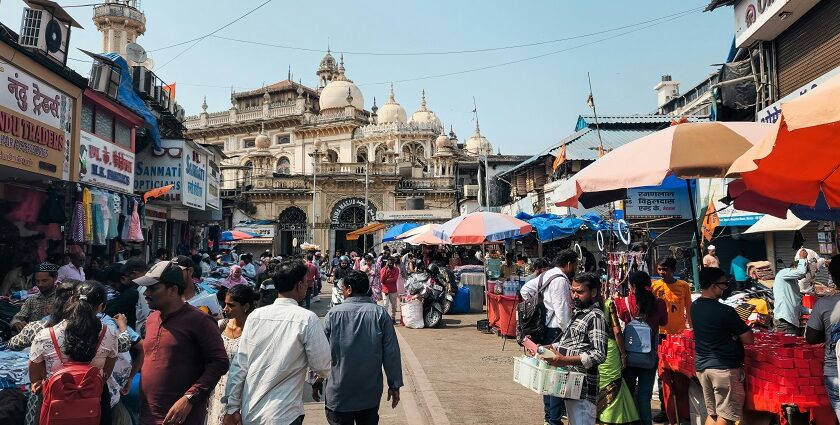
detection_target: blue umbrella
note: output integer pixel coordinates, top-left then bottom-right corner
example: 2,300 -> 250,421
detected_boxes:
382,223 -> 421,242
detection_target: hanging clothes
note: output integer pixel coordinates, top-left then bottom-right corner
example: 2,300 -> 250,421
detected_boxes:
91,203 -> 106,246
37,187 -> 66,224
127,200 -> 144,242
69,201 -> 86,243
106,194 -> 118,239
82,188 -> 93,242
6,186 -> 46,223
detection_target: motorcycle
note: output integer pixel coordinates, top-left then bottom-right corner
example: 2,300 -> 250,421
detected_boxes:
417,279 -> 446,328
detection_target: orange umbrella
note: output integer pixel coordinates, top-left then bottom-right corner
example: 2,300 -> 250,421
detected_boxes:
728,72 -> 840,208
143,184 -> 175,203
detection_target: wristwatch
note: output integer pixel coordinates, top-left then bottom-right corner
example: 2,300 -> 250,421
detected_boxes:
184,392 -> 196,405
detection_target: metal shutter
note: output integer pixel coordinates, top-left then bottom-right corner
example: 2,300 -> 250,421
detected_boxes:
773,222 -> 831,284
775,0 -> 840,97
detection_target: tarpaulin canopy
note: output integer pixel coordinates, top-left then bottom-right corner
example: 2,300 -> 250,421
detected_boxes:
382,223 -> 420,242
346,222 -> 386,241
514,212 -> 613,242
102,53 -> 162,151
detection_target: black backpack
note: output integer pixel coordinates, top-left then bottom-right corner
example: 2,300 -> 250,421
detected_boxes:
516,272 -> 562,346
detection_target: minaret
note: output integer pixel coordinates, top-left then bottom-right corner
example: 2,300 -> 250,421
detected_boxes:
92,0 -> 146,60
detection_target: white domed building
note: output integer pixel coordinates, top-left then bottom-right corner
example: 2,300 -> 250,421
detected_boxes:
184,50 -> 514,255
464,120 -> 493,156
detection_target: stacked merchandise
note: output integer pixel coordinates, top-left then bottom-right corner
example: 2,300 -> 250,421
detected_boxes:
512,355 -> 585,399
660,329 -> 831,415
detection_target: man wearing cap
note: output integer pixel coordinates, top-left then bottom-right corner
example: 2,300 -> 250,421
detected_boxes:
173,255 -> 222,319
11,262 -> 59,331
200,253 -> 213,277
137,260 -> 229,425
703,245 -> 720,268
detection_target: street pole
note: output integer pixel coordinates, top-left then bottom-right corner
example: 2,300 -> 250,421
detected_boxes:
364,160 -> 369,253
484,154 -> 491,211
312,150 -> 317,245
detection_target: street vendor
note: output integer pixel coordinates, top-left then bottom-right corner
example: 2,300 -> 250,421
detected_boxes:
10,262 -> 59,331
773,248 -> 809,335
499,252 -> 521,281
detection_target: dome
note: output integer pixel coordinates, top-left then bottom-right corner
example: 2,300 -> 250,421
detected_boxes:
318,50 -> 336,72
319,79 -> 364,111
377,83 -> 406,124
465,121 -> 492,155
255,133 -> 270,149
409,90 -> 442,128
435,133 -> 454,149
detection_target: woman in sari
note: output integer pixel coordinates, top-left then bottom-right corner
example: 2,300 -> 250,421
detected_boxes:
597,297 -> 641,424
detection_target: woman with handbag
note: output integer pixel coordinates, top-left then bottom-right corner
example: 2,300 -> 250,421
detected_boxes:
615,271 -> 668,425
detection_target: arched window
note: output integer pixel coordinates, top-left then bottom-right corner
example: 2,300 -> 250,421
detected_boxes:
374,144 -> 388,163
356,146 -> 368,163
400,142 -> 427,166
276,157 -> 291,174
326,149 -> 339,163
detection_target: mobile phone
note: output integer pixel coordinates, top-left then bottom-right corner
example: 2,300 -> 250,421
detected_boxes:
523,337 -> 540,355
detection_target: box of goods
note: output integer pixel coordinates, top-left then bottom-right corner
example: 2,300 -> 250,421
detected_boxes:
513,356 -> 547,394
543,367 -> 585,399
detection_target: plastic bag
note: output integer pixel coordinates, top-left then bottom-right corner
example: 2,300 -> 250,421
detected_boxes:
401,297 -> 424,329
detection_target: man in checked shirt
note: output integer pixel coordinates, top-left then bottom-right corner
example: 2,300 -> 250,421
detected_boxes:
543,272 -> 608,425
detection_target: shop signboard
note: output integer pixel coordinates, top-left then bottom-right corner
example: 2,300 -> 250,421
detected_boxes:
234,225 -> 275,238
625,188 -> 692,219
0,62 -> 74,180
182,142 -> 207,210
134,139 -> 182,203
79,130 -> 134,194
205,154 -> 220,210
733,0 -> 818,48
758,64 -> 840,123
700,178 -> 763,227
375,209 -> 453,221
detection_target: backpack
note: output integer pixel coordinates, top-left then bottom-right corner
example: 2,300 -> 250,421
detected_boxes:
517,272 -> 562,346
622,297 -> 657,369
40,326 -> 107,425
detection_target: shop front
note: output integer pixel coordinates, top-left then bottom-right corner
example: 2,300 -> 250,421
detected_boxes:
329,197 -> 377,254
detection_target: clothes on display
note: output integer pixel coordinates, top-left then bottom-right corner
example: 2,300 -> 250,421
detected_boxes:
68,186 -> 144,245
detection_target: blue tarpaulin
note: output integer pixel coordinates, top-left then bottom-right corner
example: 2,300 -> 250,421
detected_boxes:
102,53 -> 161,151
515,212 -> 613,242
383,223 -> 420,242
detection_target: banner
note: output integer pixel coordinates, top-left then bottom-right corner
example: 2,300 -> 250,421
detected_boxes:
182,142 -> 207,210
0,62 -> 74,180
79,130 -> 134,193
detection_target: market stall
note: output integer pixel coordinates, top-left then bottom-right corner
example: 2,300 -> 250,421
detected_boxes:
659,329 -> 834,424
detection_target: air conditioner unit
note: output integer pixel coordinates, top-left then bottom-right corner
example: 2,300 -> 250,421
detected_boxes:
19,7 -> 70,65
89,64 -> 120,99
132,66 -> 152,96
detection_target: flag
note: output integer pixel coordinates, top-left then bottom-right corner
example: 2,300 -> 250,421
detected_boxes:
597,145 -> 605,158
163,83 -> 176,101
586,93 -> 594,109
552,145 -> 566,172
701,195 -> 720,241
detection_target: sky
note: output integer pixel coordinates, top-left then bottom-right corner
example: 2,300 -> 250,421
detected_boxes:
0,1 -> 735,155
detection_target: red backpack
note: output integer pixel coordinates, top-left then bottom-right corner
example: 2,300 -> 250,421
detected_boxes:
39,326 -> 107,425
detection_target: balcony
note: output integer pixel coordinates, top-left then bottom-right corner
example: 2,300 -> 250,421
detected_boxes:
185,104 -> 299,130
463,184 -> 480,197
397,177 -> 456,193
249,175 -> 309,192
93,4 -> 146,24
318,162 -> 397,176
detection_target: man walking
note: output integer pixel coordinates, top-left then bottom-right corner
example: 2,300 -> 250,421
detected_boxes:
136,260 -> 229,425
314,270 -> 402,424
773,248 -> 809,335
379,255 -> 401,322
223,259 -> 331,425
806,255 -> 840,421
691,267 -> 753,425
544,273 -> 607,425
702,245 -> 720,268
520,249 -> 578,425
729,250 -> 751,291
300,253 -> 318,309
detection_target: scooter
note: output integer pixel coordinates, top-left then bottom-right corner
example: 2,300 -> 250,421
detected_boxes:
418,279 -> 446,328
428,265 -> 456,315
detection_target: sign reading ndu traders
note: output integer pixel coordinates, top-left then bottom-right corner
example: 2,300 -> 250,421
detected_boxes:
79,131 -> 134,193
625,188 -> 691,219
0,62 -> 74,180
135,139 -> 182,203
182,142 -> 207,210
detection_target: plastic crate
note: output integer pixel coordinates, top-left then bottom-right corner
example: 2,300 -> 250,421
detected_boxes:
512,356 -> 546,394
543,368 -> 585,399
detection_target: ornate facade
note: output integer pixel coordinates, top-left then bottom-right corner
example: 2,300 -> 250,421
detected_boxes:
184,53 -> 493,253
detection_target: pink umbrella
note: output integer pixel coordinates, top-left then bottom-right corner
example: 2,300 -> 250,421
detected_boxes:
404,228 -> 447,245
433,211 -> 531,245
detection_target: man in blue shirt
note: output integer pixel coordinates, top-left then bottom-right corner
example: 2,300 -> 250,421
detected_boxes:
773,248 -> 809,335
729,251 -> 751,291
315,269 -> 403,424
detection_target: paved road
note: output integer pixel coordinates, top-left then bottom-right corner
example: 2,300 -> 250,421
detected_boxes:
301,285 -> 545,425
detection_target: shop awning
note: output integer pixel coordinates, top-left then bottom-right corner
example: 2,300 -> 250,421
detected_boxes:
230,238 -> 274,244
743,211 -> 809,234
346,222 -> 386,241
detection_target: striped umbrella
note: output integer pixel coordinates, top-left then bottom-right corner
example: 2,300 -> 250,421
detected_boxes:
220,230 -> 258,242
433,211 -> 531,245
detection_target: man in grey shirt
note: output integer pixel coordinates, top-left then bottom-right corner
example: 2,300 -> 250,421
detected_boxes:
315,269 -> 403,424
806,254 -> 840,422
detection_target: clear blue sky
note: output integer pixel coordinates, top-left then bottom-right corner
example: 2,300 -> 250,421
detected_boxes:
0,1 -> 735,154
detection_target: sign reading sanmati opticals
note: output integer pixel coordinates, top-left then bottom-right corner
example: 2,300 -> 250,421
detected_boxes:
182,142 -> 207,210
205,154 -> 220,210
625,188 -> 691,219
79,131 -> 134,193
0,62 -> 73,180
135,139 -> 182,203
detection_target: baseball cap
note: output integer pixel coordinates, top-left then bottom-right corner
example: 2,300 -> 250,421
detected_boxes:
708,245 -> 716,250
133,260 -> 187,287
201,253 -> 210,259
171,255 -> 195,269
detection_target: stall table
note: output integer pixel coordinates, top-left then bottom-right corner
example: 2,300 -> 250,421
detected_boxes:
659,329 -> 835,424
485,291 -> 518,337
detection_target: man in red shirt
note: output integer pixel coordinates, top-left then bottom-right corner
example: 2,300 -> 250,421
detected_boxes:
135,260 -> 229,425
300,253 -> 318,310
380,255 -> 401,322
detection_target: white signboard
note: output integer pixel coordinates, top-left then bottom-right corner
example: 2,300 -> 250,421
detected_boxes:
625,188 -> 692,219
206,153 -> 220,210
134,139 -> 182,203
79,130 -> 134,194
182,142 -> 207,210
733,0 -> 817,48
375,209 -> 454,221
234,225 -> 275,238
0,62 -> 73,180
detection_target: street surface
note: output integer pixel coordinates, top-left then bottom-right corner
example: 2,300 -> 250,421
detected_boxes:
302,285 -> 544,424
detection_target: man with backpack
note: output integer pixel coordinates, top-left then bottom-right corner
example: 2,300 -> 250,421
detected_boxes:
805,254 -> 840,422
519,249 -> 578,425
